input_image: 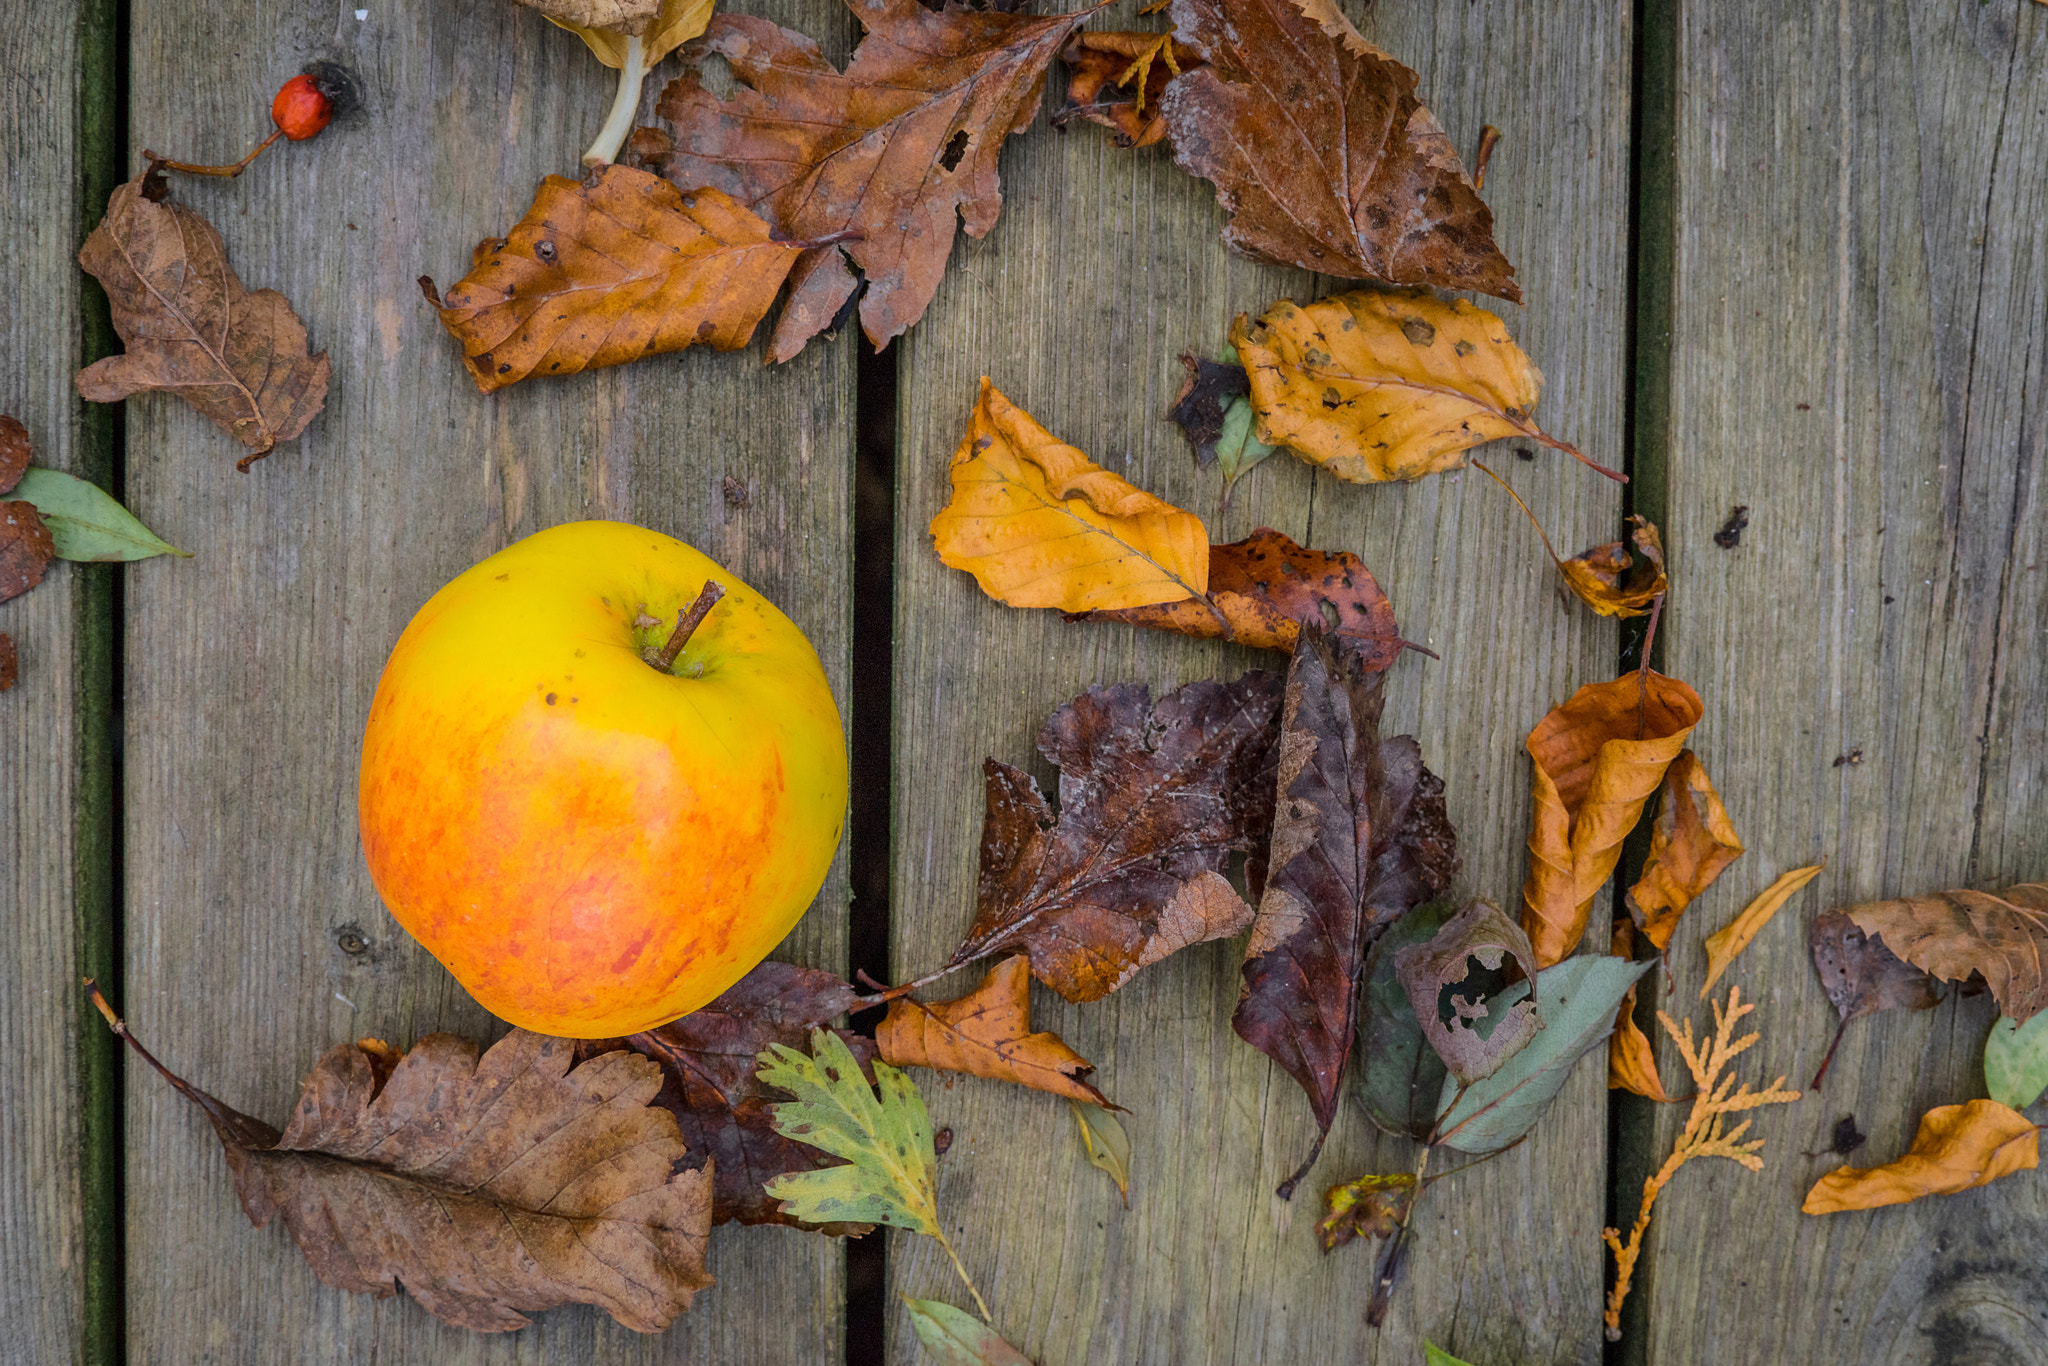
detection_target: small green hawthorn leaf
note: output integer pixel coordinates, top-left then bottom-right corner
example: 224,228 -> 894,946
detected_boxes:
759,1029 -> 940,1233
1068,1100 -> 1131,1206
10,467 -> 185,561
1425,1343 -> 1481,1366
1985,1013 -> 2048,1111
905,1298 -> 1035,1365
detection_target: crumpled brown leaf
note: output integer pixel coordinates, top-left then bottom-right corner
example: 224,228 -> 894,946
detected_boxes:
1558,515 -> 1668,619
425,165 -> 800,394
1316,1171 -> 1417,1252
1608,921 -> 1675,1102
940,672 -> 1283,1002
644,0 -> 1100,359
1521,672 -> 1702,968
879,955 -> 1111,1106
1802,1099 -> 2039,1214
76,174 -> 329,470
1159,0 -> 1518,299
1164,351 -> 1250,464
1394,899 -> 1540,1085
1843,884 -> 2048,1023
0,415 -> 28,492
574,959 -> 878,1234
1699,860 -> 1827,998
1626,749 -> 1744,950
0,500 -> 54,604
1057,31 -> 1199,149
1071,527 -> 1404,666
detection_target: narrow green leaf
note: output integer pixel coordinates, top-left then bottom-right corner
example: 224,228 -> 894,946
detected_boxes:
1424,1343 -> 1480,1366
1068,1100 -> 1131,1206
1357,901 -> 1456,1139
759,1029 -> 939,1234
9,467 -> 186,561
905,1298 -> 1034,1365
1985,1013 -> 2048,1111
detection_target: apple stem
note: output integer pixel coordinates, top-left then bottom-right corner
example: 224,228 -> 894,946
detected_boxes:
650,580 -> 726,672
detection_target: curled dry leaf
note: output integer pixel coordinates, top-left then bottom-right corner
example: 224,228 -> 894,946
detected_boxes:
1801,1099 -> 2039,1215
1068,1100 -> 1132,1206
1626,749 -> 1744,951
1072,527 -> 1404,667
1520,672 -> 1703,968
1058,31 -> 1199,149
0,501 -> 54,604
76,175 -> 329,469
1557,516 -> 1668,619
931,378 -> 1209,613
1699,860 -> 1827,998
1608,921 -> 1675,1102
879,955 -> 1112,1106
940,673 -> 1281,1001
1393,899 -> 1541,1085
1159,0 -> 1518,299
1316,1172 -> 1417,1252
0,415 -> 27,492
426,165 -> 800,394
1843,883 -> 2048,1023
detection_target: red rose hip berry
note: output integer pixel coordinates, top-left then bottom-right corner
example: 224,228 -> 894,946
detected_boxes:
271,74 -> 333,141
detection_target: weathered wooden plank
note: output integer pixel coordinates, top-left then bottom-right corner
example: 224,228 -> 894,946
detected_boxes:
1641,2 -> 2048,1362
119,2 -> 855,1361
886,3 -> 1632,1361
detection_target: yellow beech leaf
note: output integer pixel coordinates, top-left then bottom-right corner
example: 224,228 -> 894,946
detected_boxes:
931,378 -> 1210,612
1229,289 -> 1621,484
1627,749 -> 1745,951
1802,1099 -> 2039,1214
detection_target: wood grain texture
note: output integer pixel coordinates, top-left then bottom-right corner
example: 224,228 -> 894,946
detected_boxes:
1641,2 -> 2048,1362
886,3 -> 1631,1362
118,2 -> 855,1361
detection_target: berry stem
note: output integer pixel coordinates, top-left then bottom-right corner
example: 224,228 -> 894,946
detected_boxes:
143,127 -> 283,180
649,580 -> 725,672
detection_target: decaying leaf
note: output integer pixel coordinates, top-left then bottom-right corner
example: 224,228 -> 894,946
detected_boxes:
0,633 -> 16,692
1626,749 -> 1744,950
939,672 -> 1282,1001
1808,1115 -> 1866,1158
425,165 -> 799,394
9,468 -> 185,562
1801,1099 -> 2038,1215
1072,527 -> 1403,666
1068,1100 -> 1132,1206
1985,1013 -> 2048,1112
0,415 -> 27,491
931,379 -> 1210,613
1521,671 -> 1703,968
1357,901 -> 1456,1140
1166,352 -> 1251,467
0,500 -> 54,604
1316,1172 -> 1417,1252
1807,909 -> 1942,1089
1557,516 -> 1668,619
1699,861 -> 1827,998
1058,31 -> 1199,149
1843,883 -> 2048,1023
1608,922 -> 1676,1102
1232,291 -> 1614,486
76,174 -> 329,469
646,0 -> 1100,358
1159,0 -> 1518,299
906,1298 -> 1035,1366
1394,900 -> 1540,1085
879,955 -> 1111,1106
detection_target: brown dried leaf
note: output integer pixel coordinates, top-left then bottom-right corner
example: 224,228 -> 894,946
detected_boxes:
517,0 -> 659,36
1626,749 -> 1745,951
1072,527 -> 1403,667
1608,921 -> 1675,1102
1558,516 -> 1668,619
1844,884 -> 2048,1023
1699,861 -> 1827,998
944,672 -> 1284,1002
0,415 -> 28,493
76,175 -> 329,469
879,955 -> 1111,1106
574,960 -> 878,1234
1057,31 -> 1200,149
0,633 -> 16,692
646,0 -> 1101,358
1810,910 -> 1942,1024
1802,1099 -> 2039,1214
1159,0 -> 1517,299
1521,672 -> 1703,968
426,165 -> 800,394
1316,1171 -> 1417,1252
0,501 -> 55,604
1394,900 -> 1539,1085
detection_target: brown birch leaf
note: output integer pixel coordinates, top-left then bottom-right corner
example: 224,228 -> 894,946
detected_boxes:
1627,749 -> 1745,951
1520,672 -> 1703,968
1159,0 -> 1518,299
573,960 -> 878,1234
1844,884 -> 2048,1023
1699,860 -> 1827,998
424,165 -> 800,394
75,175 -> 329,470
1607,921 -> 1675,1102
879,955 -> 1111,1106
0,415 -> 28,493
1802,1099 -> 2039,1214
1071,527 -> 1403,666
1557,515 -> 1668,619
941,672 -> 1284,1002
1393,899 -> 1540,1084
0,501 -> 55,604
1057,31 -> 1200,149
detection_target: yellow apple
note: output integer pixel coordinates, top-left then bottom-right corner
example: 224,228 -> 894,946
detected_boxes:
357,520 -> 847,1037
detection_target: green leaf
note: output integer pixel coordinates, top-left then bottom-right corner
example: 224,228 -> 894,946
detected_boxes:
905,1298 -> 1034,1365
1068,1100 -> 1131,1206
1985,1013 -> 2048,1111
1357,901 -> 1456,1139
1431,955 -> 1652,1154
9,467 -> 186,561
759,1028 -> 939,1233
1424,1343 -> 1480,1366
1214,349 -> 1275,487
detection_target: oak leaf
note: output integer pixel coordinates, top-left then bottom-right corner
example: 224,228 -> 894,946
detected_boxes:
425,165 -> 800,394
0,415 -> 27,492
931,379 -> 1210,613
0,501 -> 54,604
1057,31 -> 1199,149
878,955 -> 1111,1106
1316,1172 -> 1417,1252
1699,860 -> 1827,998
1159,0 -> 1517,299
1801,1099 -> 2038,1215
1843,883 -> 2048,1023
645,0 -> 1101,359
1626,749 -> 1744,950
1232,290 -> 1614,485
1520,672 -> 1703,968
1072,527 -> 1403,666
1393,899 -> 1540,1085
76,175 -> 329,469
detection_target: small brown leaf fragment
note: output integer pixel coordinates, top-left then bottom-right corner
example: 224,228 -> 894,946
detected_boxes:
75,176 -> 329,469
1802,1100 -> 2039,1214
1393,899 -> 1539,1085
1700,861 -> 1827,998
1471,124 -> 1501,190
1832,748 -> 1863,768
1558,516 -> 1668,619
878,955 -> 1112,1106
1057,31 -> 1200,149
1712,505 -> 1749,548
1,501 -> 56,603
1806,1115 -> 1866,1158
1608,921 -> 1676,1102
1159,0 -> 1518,299
1843,884 -> 2048,1023
1626,750 -> 1745,951
1164,352 -> 1249,466
0,415 -> 29,493
427,165 -> 800,394
1317,1172 -> 1417,1252
0,633 -> 17,692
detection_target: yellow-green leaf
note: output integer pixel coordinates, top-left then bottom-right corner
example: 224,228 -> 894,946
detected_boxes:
10,467 -> 186,561
905,1299 -> 1034,1365
1068,1101 -> 1131,1207
759,1029 -> 938,1234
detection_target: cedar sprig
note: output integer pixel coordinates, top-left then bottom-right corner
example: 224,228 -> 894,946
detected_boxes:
1602,986 -> 1800,1340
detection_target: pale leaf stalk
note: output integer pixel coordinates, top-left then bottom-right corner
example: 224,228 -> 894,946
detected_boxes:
584,33 -> 647,167
932,1225 -> 993,1322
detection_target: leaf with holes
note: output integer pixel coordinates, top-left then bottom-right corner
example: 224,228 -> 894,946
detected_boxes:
1394,899 -> 1540,1085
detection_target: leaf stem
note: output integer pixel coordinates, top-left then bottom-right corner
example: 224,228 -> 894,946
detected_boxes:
583,33 -> 647,168
1366,1145 -> 1432,1326
143,128 -> 283,180
931,1225 -> 993,1322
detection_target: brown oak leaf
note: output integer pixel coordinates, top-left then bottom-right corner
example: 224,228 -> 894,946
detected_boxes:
1807,908 -> 1942,1088
645,0 -> 1103,360
1056,31 -> 1201,149
76,175 -> 329,470
1844,884 -> 2048,1023
1393,899 -> 1540,1086
0,415 -> 28,493
424,164 -> 801,394
1802,1099 -> 2039,1214
1626,749 -> 1745,951
1,501 -> 55,604
879,954 -> 1111,1106
1160,0 -> 1518,300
